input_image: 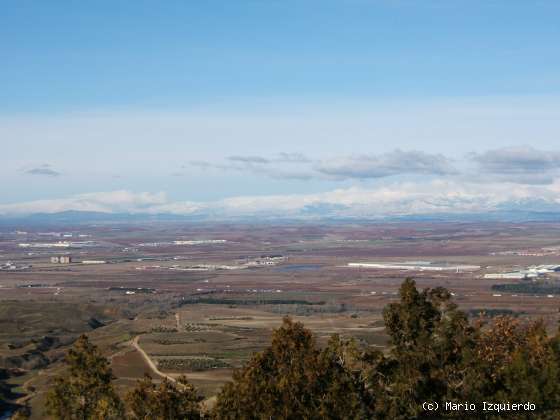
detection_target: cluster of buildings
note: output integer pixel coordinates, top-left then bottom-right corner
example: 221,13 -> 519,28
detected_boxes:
0,261 -> 32,271
491,249 -> 560,257
238,255 -> 286,266
50,256 -> 106,265
346,260 -> 560,281
13,231 -> 91,238
484,265 -> 560,280
246,255 -> 286,267
136,255 -> 287,272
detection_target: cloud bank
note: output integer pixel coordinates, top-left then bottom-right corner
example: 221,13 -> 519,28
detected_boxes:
186,147 -> 560,185
7,146 -> 560,219
0,190 -> 167,215
2,180 -> 560,219
471,146 -> 560,184
316,150 -> 456,179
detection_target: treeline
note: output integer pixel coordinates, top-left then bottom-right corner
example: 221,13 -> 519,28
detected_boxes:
9,278 -> 560,419
466,308 -> 525,318
492,282 -> 560,295
182,297 -> 324,306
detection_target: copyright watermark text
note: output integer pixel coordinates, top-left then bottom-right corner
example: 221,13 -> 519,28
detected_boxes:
422,401 -> 536,414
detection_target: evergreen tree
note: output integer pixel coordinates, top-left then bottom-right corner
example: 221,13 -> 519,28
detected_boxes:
0,380 -> 4,411
314,334 -> 372,419
213,317 -> 370,419
12,411 -> 30,420
0,368 -> 8,410
45,334 -> 124,420
126,374 -> 202,419
465,317 -> 560,418
365,279 -> 560,419
368,279 -> 474,418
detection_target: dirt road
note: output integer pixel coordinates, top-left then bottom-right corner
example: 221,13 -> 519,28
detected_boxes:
132,335 -> 176,382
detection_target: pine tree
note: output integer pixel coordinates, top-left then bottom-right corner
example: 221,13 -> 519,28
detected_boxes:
314,334 -> 372,419
0,381 -> 4,411
126,374 -> 202,419
213,317 -> 370,419
0,368 -> 8,410
367,279 -> 560,419
45,334 -> 124,420
465,317 -> 560,418
368,279 -> 475,418
11,410 -> 31,420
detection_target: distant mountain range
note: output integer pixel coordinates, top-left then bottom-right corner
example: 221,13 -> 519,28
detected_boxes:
3,184 -> 560,225
0,210 -> 207,226
1,207 -> 560,226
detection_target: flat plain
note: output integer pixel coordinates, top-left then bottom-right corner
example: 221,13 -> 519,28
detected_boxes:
2,221 -> 560,417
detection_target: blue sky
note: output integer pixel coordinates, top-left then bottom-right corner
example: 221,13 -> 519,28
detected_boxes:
3,1 -> 560,112
2,1 -> 560,216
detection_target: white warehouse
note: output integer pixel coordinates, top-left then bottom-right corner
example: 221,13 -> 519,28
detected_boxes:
347,261 -> 481,272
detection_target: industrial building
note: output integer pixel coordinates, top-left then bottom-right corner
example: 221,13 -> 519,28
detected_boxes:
347,261 -> 481,272
19,241 -> 71,248
50,256 -> 72,264
484,264 -> 560,280
484,272 -> 530,280
173,239 -> 227,245
18,240 -> 94,249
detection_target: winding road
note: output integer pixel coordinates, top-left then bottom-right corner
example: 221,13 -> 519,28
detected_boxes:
132,335 -> 176,382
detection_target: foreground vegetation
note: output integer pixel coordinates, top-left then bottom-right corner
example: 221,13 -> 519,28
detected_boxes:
6,278 -> 560,419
